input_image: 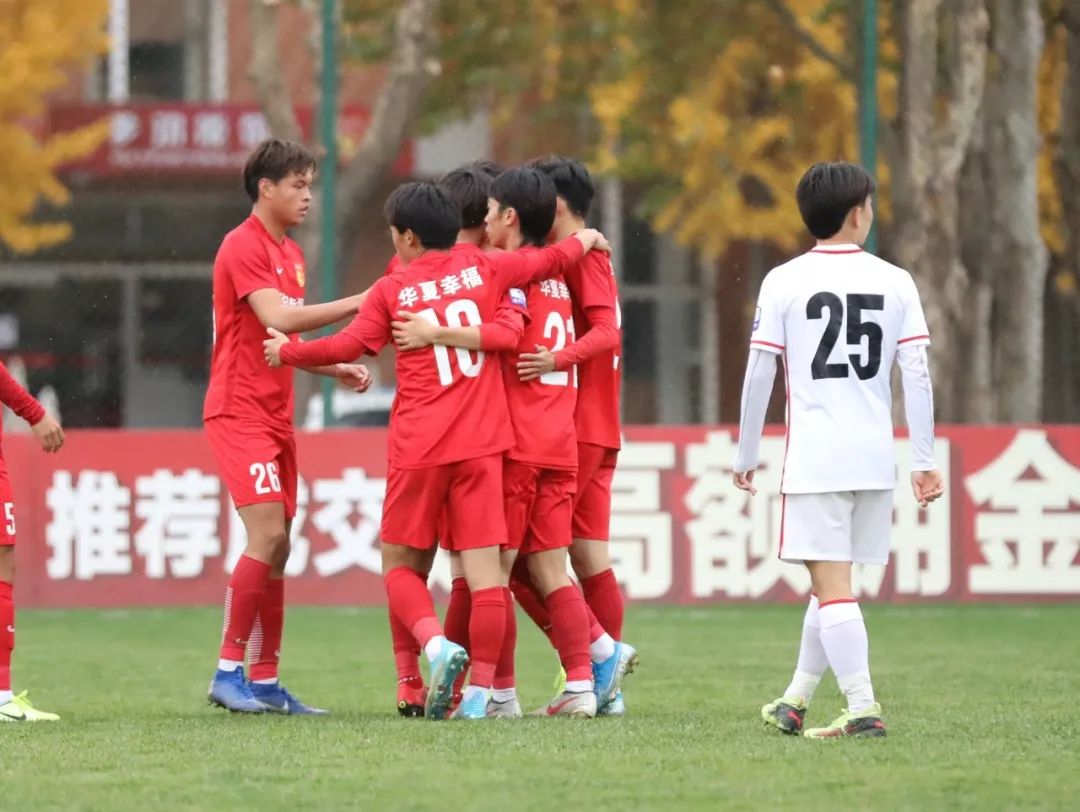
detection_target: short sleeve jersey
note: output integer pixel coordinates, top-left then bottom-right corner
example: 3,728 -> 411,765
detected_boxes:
502,249 -> 578,470
565,251 -> 622,449
751,244 -> 930,494
203,215 -> 307,428
327,238 -> 584,469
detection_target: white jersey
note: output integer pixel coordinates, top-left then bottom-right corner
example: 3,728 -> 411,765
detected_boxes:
751,244 -> 930,494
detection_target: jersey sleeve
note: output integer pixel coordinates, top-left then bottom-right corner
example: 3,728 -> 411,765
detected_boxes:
0,361 -> 45,425
554,304 -> 619,370
478,288 -> 529,352
898,273 -> 931,348
489,237 -> 586,291
224,237 -> 279,301
281,280 -> 392,366
749,273 -> 785,354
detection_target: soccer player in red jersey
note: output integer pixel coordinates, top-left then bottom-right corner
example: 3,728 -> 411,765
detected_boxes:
516,156 -> 635,716
205,139 -> 372,715
394,167 -> 622,718
263,182 -> 609,719
386,160 -> 506,718
0,362 -> 64,722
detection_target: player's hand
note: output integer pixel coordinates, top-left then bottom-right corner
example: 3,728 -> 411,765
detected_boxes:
911,469 -> 945,508
335,363 -> 372,393
732,469 -> 757,496
31,413 -> 64,453
392,310 -> 437,351
575,228 -> 612,254
263,327 -> 290,367
517,345 -> 556,381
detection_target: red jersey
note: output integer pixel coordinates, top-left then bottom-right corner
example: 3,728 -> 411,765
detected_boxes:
280,237 -> 585,469
0,360 -> 45,457
203,215 -> 307,429
502,250 -> 578,470
562,250 -> 622,449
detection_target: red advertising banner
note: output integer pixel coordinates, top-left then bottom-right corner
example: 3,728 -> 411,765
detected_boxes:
5,426 -> 1080,608
47,103 -> 415,176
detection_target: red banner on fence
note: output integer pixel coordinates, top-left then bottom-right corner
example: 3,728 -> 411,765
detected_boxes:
5,426 -> 1080,608
48,103 -> 415,177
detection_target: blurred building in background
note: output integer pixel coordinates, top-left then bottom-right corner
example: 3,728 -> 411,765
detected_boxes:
0,0 -> 726,430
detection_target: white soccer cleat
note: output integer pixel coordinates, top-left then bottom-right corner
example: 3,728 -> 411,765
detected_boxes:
532,690 -> 597,719
485,697 -> 523,719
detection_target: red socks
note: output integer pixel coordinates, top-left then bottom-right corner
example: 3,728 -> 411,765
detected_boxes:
444,576 -> 472,651
467,586 -> 506,689
547,585 -> 592,683
581,568 -> 624,641
219,555 -> 271,662
0,581 -> 12,692
509,562 -> 553,642
389,608 -> 422,686
493,587 -> 517,691
248,577 -> 284,681
384,566 -> 442,649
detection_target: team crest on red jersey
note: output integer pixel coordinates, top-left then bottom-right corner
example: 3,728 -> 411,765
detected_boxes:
295,263 -> 305,287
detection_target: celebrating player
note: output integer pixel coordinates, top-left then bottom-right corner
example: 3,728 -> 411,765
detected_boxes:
0,363 -> 64,722
263,182 -> 610,720
732,161 -> 943,738
394,167 -> 613,718
204,139 -> 372,715
514,155 -> 635,716
386,160 -> 506,718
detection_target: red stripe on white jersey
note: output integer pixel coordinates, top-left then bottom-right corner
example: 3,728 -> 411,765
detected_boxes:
751,340 -> 785,351
898,334 -> 931,345
818,597 -> 859,608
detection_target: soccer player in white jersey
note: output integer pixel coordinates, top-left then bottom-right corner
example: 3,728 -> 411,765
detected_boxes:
732,162 -> 944,739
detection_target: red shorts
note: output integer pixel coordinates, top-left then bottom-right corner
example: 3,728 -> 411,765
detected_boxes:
572,442 -> 618,541
382,454 -> 506,551
0,465 -> 15,547
504,459 -> 577,554
205,417 -> 299,519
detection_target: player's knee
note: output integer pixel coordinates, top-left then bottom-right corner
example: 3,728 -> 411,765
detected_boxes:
527,554 -> 570,596
569,540 -> 608,579
0,547 -> 14,584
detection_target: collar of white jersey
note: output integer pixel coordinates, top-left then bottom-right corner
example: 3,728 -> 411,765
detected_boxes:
810,243 -> 862,254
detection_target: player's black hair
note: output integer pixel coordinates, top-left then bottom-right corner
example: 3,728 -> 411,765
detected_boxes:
527,155 -> 595,218
490,168 -> 557,247
438,160 -> 506,229
795,162 -> 876,240
242,139 -> 317,203
383,182 -> 461,250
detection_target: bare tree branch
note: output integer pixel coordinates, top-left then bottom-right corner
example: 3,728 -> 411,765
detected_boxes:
248,0 -> 303,142
335,0 -> 441,238
761,0 -> 855,77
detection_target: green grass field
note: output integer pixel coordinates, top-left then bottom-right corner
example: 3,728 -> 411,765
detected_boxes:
1,604 -> 1078,811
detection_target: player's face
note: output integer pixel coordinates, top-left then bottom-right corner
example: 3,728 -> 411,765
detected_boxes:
484,197 -> 512,249
266,169 -> 314,228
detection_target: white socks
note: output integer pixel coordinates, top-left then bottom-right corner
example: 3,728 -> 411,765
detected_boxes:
783,596 -> 827,701
491,687 -> 517,703
565,680 -> 592,694
590,633 -> 616,663
424,635 -> 447,663
818,599 -> 876,714
0,689 -> 12,704
217,658 -> 242,672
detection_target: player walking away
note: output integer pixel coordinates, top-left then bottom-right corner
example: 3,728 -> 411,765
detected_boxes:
204,139 -> 372,715
263,182 -> 610,720
386,161 -> 506,718
732,162 -> 944,739
514,156 -> 635,716
0,363 -> 64,722
394,168 -> 624,719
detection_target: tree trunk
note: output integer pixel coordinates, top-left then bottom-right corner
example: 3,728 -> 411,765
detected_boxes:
983,0 -> 1049,421
1057,1 -> 1080,312
889,0 -> 989,421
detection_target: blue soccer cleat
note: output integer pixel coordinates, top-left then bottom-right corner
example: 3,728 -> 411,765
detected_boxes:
598,690 -> 625,717
593,642 -> 638,711
208,667 -> 265,714
250,682 -> 330,715
425,640 -> 469,721
450,690 -> 489,720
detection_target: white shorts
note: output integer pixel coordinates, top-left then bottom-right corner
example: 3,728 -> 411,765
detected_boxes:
778,490 -> 894,566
